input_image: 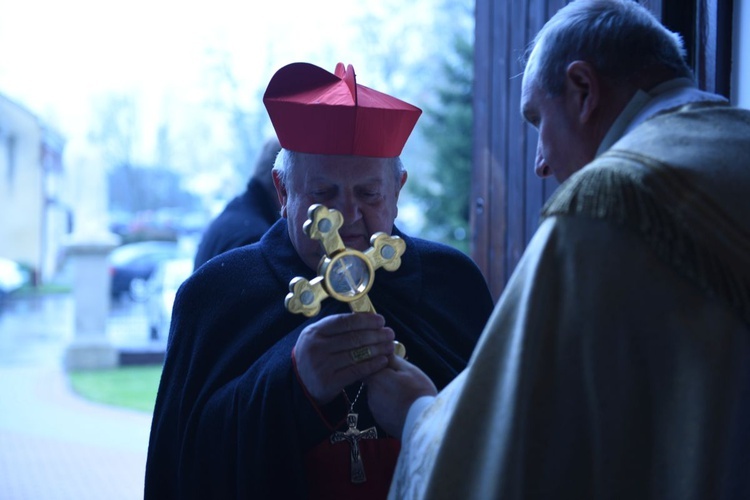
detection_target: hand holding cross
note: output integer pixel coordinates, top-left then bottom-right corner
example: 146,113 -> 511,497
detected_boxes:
285,204 -> 407,357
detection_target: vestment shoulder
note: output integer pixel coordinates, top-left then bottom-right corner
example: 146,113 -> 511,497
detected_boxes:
542,152 -> 750,326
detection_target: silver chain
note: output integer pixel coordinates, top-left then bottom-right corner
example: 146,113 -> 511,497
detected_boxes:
343,382 -> 364,413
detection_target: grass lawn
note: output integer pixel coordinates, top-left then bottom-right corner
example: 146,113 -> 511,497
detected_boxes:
69,365 -> 163,413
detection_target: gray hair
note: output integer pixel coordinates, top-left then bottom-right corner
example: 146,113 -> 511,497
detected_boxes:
272,149 -> 406,189
523,0 -> 693,95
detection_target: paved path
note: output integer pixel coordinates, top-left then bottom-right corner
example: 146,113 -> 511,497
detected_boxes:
0,294 -> 160,500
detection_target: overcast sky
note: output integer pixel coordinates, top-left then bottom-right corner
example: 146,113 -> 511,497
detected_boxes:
0,0 -> 457,237
0,0 -> 387,140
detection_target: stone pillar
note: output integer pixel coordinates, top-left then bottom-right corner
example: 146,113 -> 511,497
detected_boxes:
63,235 -> 121,370
62,142 -> 122,370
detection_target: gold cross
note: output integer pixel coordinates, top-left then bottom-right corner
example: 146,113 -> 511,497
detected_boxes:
285,204 -> 407,357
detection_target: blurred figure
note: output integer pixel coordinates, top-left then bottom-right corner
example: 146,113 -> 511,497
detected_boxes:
193,137 -> 281,270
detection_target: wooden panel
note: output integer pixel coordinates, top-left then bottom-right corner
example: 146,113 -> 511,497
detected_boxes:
487,0 -> 510,294
470,0 -> 495,283
472,0 -> 511,298
696,0 -> 734,97
472,0 -> 562,299
505,0 -> 527,279
659,0 -> 733,97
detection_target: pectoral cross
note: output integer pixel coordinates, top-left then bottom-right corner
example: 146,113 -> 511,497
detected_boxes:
285,204 -> 407,357
330,413 -> 378,483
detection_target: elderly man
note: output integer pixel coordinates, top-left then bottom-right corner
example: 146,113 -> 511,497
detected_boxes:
366,1 -> 750,498
144,62 -> 494,499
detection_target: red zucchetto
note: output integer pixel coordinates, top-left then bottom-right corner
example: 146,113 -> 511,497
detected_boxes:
263,62 -> 422,158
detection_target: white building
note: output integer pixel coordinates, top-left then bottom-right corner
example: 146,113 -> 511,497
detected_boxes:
0,93 -> 70,284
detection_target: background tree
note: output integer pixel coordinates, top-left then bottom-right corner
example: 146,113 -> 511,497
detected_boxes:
88,93 -> 145,212
410,30 -> 474,254
202,48 -> 270,183
88,92 -> 206,242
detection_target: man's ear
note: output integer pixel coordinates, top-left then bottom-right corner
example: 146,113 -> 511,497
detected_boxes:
397,171 -> 407,194
393,170 -> 407,203
272,170 -> 288,217
565,60 -> 600,123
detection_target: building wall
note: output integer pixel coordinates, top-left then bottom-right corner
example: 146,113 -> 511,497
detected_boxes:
40,127 -> 69,282
0,93 -> 67,283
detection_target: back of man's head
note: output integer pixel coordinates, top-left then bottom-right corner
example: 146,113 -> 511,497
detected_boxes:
524,0 -> 693,95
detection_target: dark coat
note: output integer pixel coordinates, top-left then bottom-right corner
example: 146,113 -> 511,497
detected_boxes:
193,178 -> 279,269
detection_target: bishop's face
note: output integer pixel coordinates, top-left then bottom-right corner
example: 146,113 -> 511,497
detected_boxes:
274,152 -> 406,271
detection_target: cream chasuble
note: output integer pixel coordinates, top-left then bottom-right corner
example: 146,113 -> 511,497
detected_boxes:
389,103 -> 750,499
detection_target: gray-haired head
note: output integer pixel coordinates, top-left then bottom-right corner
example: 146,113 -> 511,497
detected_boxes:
523,0 -> 693,96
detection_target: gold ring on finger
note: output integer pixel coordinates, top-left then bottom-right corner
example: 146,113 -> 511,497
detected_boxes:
350,346 -> 372,363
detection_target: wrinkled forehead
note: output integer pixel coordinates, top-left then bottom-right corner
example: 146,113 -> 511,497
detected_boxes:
292,153 -> 396,186
521,40 -> 543,90
522,32 -> 559,112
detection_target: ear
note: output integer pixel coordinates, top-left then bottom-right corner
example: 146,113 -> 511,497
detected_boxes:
394,170 -> 407,201
565,60 -> 600,124
272,170 -> 288,217
398,170 -> 407,191
393,170 -> 407,220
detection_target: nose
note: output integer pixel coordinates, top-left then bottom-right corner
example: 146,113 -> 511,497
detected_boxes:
534,141 -> 552,178
334,192 -> 362,225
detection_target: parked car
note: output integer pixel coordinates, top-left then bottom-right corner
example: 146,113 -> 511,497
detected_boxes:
0,257 -> 28,301
145,257 -> 193,340
108,241 -> 180,302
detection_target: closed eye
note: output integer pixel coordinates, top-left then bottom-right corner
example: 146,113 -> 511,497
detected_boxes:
356,187 -> 383,200
309,188 -> 336,201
